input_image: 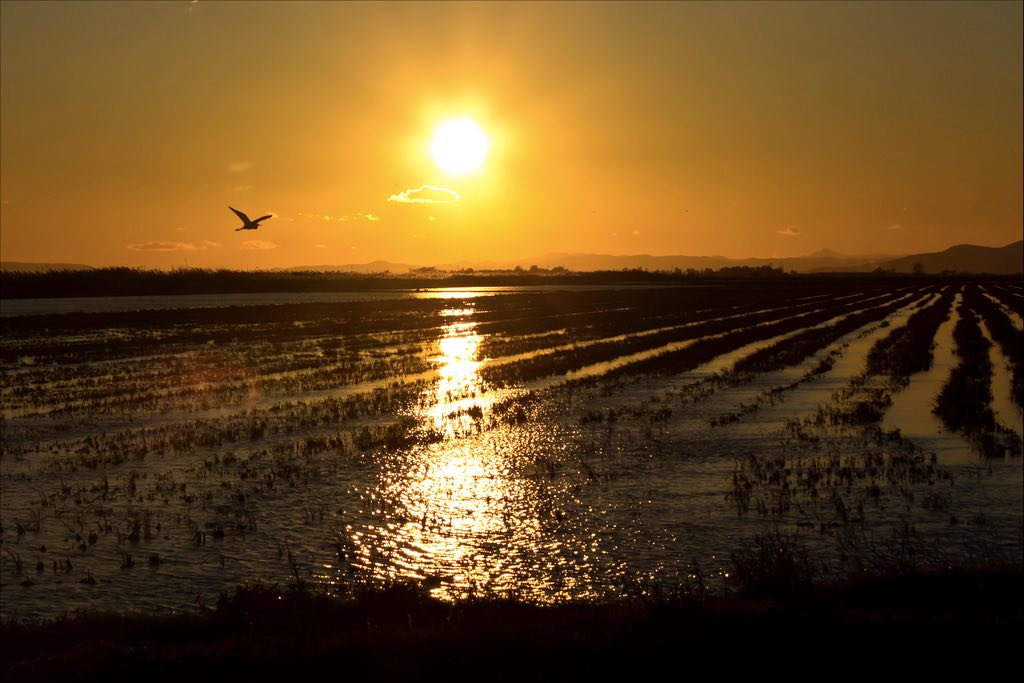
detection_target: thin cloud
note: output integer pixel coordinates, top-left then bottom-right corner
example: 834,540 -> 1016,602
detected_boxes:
776,226 -> 801,236
888,224 -> 905,230
239,240 -> 280,251
388,185 -> 461,204
127,241 -> 221,252
303,211 -> 379,222
226,161 -> 252,173
314,243 -> 328,249
340,212 -> 381,222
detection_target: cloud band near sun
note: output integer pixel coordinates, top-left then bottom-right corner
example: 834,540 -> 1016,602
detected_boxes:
239,240 -> 280,251
301,212 -> 379,222
388,185 -> 461,204
127,240 -> 221,251
775,227 -> 800,236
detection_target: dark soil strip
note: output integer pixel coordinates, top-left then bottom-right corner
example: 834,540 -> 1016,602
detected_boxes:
732,291 -> 920,375
969,286 -> 1024,410
933,301 -> 995,434
865,288 -> 954,384
589,291 -> 913,381
985,284 -> 1024,318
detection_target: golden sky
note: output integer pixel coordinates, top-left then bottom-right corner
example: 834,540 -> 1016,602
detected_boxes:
1,1 -> 1021,269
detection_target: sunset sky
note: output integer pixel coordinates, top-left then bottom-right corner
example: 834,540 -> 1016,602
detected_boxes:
1,1 -> 1021,269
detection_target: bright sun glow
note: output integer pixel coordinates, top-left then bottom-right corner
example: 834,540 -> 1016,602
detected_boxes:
429,118 -> 490,175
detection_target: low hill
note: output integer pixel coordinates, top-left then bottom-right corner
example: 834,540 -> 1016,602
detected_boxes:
878,241 -> 1023,274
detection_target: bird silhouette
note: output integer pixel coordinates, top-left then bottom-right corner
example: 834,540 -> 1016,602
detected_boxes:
230,206 -> 273,231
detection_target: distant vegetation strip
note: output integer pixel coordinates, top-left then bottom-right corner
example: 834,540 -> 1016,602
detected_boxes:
0,266 -> 785,299
2,266 -> 1017,300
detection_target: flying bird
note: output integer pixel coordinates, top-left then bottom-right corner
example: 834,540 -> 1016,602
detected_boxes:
230,206 -> 273,231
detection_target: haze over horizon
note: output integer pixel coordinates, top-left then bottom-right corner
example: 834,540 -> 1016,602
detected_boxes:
2,1 -> 1021,269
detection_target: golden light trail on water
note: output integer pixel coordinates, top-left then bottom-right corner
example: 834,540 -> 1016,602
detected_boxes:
330,297 -> 611,601
340,303 -> 559,599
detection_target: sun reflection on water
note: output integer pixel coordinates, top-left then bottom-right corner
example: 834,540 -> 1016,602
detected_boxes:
378,442 -> 545,598
340,303 -> 599,600
424,312 -> 491,438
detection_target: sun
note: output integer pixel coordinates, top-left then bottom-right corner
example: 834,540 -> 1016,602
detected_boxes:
429,118 -> 490,175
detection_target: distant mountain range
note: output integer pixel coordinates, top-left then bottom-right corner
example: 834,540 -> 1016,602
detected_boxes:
3,241 -> 1021,275
282,241 -> 1021,275
438,241 -> 1021,274
875,241 -> 1022,275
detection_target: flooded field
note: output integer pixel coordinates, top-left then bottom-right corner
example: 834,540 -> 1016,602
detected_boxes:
1,279 -> 1021,620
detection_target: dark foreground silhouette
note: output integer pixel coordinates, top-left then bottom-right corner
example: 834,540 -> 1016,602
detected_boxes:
2,568 -> 1020,680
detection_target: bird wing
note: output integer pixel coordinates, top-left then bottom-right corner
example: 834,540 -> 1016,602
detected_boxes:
229,206 -> 251,223
254,214 -> 274,224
